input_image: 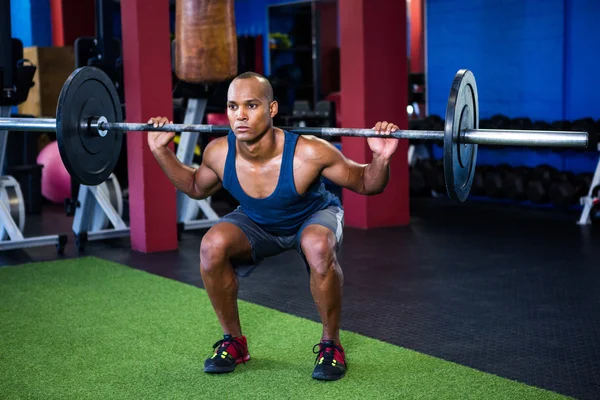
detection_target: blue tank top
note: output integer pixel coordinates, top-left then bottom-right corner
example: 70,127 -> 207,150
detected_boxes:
222,130 -> 341,236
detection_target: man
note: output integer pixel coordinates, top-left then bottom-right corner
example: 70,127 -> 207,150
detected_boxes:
147,71 -> 400,381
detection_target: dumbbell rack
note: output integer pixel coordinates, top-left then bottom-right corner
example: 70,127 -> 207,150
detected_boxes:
175,98 -> 221,232
577,144 -> 600,225
0,106 -> 67,253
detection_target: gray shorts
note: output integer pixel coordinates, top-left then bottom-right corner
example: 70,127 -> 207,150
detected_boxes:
217,204 -> 344,277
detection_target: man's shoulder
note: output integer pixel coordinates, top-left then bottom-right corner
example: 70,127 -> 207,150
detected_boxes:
202,136 -> 228,165
204,135 -> 228,151
294,134 -> 338,161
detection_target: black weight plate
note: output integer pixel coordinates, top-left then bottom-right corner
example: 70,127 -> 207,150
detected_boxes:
56,66 -> 123,186
444,69 -> 478,202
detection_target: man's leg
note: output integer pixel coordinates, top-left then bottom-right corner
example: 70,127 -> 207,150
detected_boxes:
298,205 -> 347,381
200,221 -> 253,338
200,220 -> 254,373
300,224 -> 343,344
201,208 -> 290,374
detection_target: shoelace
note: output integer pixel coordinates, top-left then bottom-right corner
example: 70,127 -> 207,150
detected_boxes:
212,336 -> 247,364
312,341 -> 345,366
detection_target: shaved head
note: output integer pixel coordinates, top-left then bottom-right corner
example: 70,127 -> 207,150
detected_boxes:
230,71 -> 274,103
226,71 -> 279,142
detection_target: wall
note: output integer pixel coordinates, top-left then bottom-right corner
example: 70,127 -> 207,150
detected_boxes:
564,0 -> 600,120
10,0 -> 52,47
235,0 -> 330,76
426,0 -> 600,122
317,1 -> 339,96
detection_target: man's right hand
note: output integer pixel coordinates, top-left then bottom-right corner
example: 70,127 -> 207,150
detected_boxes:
147,116 -> 175,152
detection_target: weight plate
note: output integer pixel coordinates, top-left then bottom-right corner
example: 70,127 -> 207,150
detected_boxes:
444,69 -> 478,202
56,67 -> 123,186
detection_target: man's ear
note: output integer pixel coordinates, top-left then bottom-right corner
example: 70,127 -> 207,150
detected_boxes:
269,100 -> 279,118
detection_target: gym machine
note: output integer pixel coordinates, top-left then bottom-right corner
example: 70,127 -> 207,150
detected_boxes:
67,1 -> 221,251
175,98 -> 221,232
0,0 -> 67,252
66,0 -> 127,251
577,143 -> 600,225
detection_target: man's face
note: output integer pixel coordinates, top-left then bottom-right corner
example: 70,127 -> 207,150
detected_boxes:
227,77 -> 277,142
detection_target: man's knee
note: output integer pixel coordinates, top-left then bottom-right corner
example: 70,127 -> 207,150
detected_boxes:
200,231 -> 230,273
300,226 -> 338,277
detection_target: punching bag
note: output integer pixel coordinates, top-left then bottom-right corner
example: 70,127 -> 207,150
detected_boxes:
175,0 -> 238,83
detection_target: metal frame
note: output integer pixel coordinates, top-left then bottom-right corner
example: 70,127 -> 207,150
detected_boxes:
175,98 -> 221,232
72,174 -> 128,250
0,175 -> 25,238
0,106 -> 8,172
0,0 -> 12,90
0,197 -> 65,251
577,147 -> 600,225
0,106 -> 67,252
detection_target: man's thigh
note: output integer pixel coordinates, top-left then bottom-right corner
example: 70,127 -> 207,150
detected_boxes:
217,207 -> 291,277
294,205 -> 344,269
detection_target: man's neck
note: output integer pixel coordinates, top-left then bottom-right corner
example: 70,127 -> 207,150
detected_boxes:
237,127 -> 281,163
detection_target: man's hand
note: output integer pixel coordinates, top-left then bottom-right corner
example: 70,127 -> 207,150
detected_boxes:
147,116 -> 175,152
368,121 -> 400,160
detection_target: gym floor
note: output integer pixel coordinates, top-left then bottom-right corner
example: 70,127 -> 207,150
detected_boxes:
1,197 -> 599,400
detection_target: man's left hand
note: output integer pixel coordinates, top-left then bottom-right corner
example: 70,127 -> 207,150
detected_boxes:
368,121 -> 400,160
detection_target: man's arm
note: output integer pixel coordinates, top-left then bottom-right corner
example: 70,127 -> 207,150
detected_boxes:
151,139 -> 223,200
317,140 -> 390,195
309,121 -> 399,195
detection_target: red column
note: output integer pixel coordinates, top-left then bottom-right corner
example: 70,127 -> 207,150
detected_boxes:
338,0 -> 409,228
317,1 -> 339,96
120,0 -> 178,252
50,0 -> 95,47
410,0 -> 425,73
410,0 -> 426,115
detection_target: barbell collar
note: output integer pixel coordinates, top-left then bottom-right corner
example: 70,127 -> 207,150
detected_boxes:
462,129 -> 588,148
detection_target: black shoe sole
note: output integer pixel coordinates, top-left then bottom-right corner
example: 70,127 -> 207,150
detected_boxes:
312,371 -> 346,381
204,364 -> 236,374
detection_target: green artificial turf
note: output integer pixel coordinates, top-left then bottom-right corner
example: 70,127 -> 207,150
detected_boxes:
0,257 -> 569,399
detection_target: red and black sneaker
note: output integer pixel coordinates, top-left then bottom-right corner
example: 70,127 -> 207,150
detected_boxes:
204,334 -> 250,373
312,340 -> 347,381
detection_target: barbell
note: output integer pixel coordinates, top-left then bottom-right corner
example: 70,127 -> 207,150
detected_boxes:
0,66 -> 589,202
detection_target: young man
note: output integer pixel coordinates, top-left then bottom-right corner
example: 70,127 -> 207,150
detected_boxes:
148,71 -> 400,381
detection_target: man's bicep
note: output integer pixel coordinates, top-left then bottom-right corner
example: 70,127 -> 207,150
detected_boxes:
191,162 -> 222,199
320,143 -> 366,193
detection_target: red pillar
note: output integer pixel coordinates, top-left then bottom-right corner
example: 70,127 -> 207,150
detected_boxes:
120,0 -> 178,252
339,0 -> 409,228
50,0 -> 95,47
317,1 -> 339,96
410,0 -> 426,115
410,0 -> 425,73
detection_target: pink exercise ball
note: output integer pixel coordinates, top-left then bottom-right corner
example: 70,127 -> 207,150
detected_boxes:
36,141 -> 71,203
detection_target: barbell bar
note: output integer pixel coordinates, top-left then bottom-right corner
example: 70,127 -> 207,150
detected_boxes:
0,117 -> 585,146
97,122 -> 585,147
0,67 -> 590,202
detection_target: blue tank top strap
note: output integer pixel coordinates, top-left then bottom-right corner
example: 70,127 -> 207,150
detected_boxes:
223,131 -> 237,188
280,130 -> 299,193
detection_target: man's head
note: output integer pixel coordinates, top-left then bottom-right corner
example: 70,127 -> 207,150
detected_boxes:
227,71 -> 278,141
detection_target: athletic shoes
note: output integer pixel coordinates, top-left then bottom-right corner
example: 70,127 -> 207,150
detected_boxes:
204,335 -> 346,379
204,334 -> 250,373
312,340 -> 347,381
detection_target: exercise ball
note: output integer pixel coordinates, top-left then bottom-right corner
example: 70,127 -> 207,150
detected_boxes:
36,141 -> 71,203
